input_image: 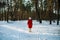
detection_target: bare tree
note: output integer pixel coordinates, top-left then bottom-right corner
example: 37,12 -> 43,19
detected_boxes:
34,0 -> 42,23
7,0 -> 9,22
57,0 -> 59,25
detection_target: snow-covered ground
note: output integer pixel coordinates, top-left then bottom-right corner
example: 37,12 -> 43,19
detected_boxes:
0,20 -> 60,40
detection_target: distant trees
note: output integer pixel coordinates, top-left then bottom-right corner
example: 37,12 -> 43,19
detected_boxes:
0,0 -> 60,25
0,2 -> 6,21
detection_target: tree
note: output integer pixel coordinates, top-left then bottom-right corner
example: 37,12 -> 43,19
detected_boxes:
32,0 -> 42,23
0,2 -> 6,21
6,0 -> 9,22
57,0 -> 59,25
47,0 -> 53,24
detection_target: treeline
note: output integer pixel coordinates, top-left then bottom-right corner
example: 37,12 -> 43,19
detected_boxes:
0,10 -> 60,20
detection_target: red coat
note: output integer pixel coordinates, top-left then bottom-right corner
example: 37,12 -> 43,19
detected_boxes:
27,19 -> 32,28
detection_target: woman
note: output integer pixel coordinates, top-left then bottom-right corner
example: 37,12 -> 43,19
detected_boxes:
27,17 -> 33,32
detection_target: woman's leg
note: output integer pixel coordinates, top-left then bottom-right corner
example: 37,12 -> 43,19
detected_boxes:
29,28 -> 31,32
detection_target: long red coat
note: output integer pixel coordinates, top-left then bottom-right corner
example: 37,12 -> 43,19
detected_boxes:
27,19 -> 32,28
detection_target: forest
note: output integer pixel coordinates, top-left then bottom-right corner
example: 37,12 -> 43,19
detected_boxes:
0,0 -> 60,25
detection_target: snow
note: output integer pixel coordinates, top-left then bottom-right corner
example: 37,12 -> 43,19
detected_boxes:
0,20 -> 60,40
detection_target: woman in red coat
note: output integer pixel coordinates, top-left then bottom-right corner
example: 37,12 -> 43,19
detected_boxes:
27,17 -> 32,32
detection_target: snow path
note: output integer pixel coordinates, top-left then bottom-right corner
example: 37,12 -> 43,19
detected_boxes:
0,25 -> 60,35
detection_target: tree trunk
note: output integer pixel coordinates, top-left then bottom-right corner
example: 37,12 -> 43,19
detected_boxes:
57,0 -> 59,25
7,0 -> 9,22
35,0 -> 42,23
